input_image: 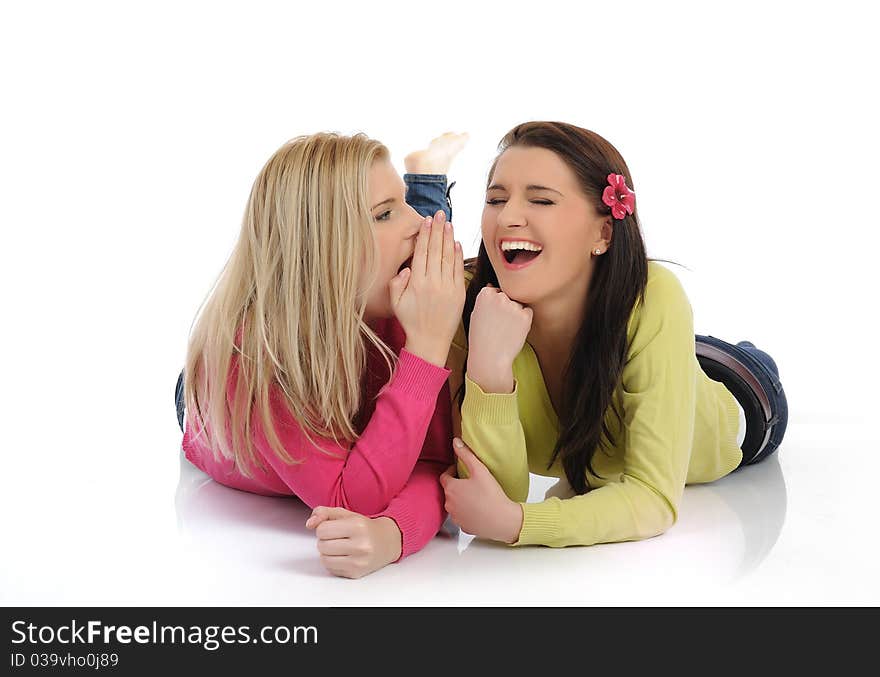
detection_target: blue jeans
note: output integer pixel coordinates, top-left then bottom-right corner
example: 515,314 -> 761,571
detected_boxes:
175,369 -> 185,432
695,335 -> 788,467
174,173 -> 455,432
403,174 -> 454,221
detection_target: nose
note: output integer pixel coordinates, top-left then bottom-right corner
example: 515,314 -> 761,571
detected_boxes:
406,204 -> 423,238
497,200 -> 526,229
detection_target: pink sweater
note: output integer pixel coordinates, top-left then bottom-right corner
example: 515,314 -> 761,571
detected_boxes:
181,317 -> 454,560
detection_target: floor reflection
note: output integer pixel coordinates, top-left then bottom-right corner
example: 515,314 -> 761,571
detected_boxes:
449,455 -> 788,587
174,452 -> 314,569
694,455 -> 788,579
174,447 -> 787,593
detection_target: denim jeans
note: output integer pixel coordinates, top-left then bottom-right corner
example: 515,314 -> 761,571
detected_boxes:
695,335 -> 788,467
403,174 -> 454,221
175,369 -> 185,432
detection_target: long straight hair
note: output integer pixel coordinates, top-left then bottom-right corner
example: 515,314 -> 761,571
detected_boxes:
459,121 -> 680,494
184,133 -> 396,478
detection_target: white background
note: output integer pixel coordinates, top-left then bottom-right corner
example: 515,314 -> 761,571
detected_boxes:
1,1 -> 878,605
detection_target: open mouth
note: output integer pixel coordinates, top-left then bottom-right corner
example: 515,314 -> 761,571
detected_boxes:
397,255 -> 414,274
500,240 -> 543,269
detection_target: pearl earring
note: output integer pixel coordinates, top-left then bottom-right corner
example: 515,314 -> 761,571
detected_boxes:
595,249 -> 602,255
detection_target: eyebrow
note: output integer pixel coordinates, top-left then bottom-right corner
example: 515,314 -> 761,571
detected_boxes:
487,183 -> 563,196
371,197 -> 396,210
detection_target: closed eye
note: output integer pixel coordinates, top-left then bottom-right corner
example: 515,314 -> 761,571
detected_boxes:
485,199 -> 554,206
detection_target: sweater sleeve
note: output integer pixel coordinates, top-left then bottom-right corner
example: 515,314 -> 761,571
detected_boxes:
514,268 -> 697,547
372,457 -> 450,560
256,349 -> 451,516
458,374 -> 531,503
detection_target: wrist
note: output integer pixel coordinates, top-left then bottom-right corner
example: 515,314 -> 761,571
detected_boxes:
502,501 -> 524,544
375,516 -> 402,562
404,340 -> 450,369
467,359 -> 515,394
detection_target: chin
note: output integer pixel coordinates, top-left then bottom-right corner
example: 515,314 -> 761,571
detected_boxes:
496,277 -> 537,306
364,307 -> 393,323
364,298 -> 394,322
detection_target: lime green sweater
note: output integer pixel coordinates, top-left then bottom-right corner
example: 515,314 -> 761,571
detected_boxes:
446,261 -> 743,547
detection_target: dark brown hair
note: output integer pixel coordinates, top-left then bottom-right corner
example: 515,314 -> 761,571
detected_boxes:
458,121 -> 681,494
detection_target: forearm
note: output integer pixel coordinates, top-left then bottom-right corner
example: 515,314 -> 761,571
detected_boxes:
263,350 -> 450,514
374,460 -> 449,560
514,476 -> 677,547
459,374 -> 530,502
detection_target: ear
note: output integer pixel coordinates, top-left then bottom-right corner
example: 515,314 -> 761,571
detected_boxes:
600,217 -> 614,247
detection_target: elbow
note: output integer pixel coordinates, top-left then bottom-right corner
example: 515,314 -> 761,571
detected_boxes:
645,498 -> 677,539
632,507 -> 675,542
652,508 -> 676,538
622,474 -> 679,539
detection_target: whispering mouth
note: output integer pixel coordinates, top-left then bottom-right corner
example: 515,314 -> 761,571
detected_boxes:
397,255 -> 414,274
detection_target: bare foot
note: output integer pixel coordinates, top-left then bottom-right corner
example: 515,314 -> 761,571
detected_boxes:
404,132 -> 470,174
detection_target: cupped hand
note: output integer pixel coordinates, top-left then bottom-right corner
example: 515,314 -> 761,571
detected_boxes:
389,210 -> 465,368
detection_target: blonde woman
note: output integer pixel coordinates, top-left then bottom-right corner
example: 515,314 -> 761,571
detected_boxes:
176,132 -> 467,578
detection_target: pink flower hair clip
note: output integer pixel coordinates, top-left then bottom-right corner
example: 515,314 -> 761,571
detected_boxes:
602,173 -> 635,220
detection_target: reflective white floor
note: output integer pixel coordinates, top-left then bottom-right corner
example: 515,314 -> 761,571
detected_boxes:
3,421 -> 877,606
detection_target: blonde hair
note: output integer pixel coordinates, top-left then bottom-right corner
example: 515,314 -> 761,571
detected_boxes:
183,132 -> 396,477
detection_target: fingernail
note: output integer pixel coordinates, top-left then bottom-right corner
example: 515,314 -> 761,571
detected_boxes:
453,437 -> 464,448
444,222 -> 451,231
424,217 -> 432,228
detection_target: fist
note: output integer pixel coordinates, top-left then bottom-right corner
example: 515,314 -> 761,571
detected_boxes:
466,285 -> 533,393
305,506 -> 402,579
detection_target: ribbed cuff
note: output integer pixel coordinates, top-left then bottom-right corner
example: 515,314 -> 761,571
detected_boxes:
511,499 -> 561,547
462,374 -> 520,425
719,384 -> 746,471
393,349 -> 451,402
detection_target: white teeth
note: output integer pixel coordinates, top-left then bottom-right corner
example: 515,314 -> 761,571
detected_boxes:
500,241 -> 543,252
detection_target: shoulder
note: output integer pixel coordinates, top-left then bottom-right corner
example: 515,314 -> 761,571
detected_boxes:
625,261 -> 693,356
646,261 -> 689,304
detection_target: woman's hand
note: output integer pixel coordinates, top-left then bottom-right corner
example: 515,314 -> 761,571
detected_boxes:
440,438 -> 524,544
466,285 -> 533,393
389,210 -> 465,368
305,506 -> 402,579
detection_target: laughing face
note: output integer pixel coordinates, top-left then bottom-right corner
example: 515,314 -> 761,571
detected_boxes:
482,146 -> 612,306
